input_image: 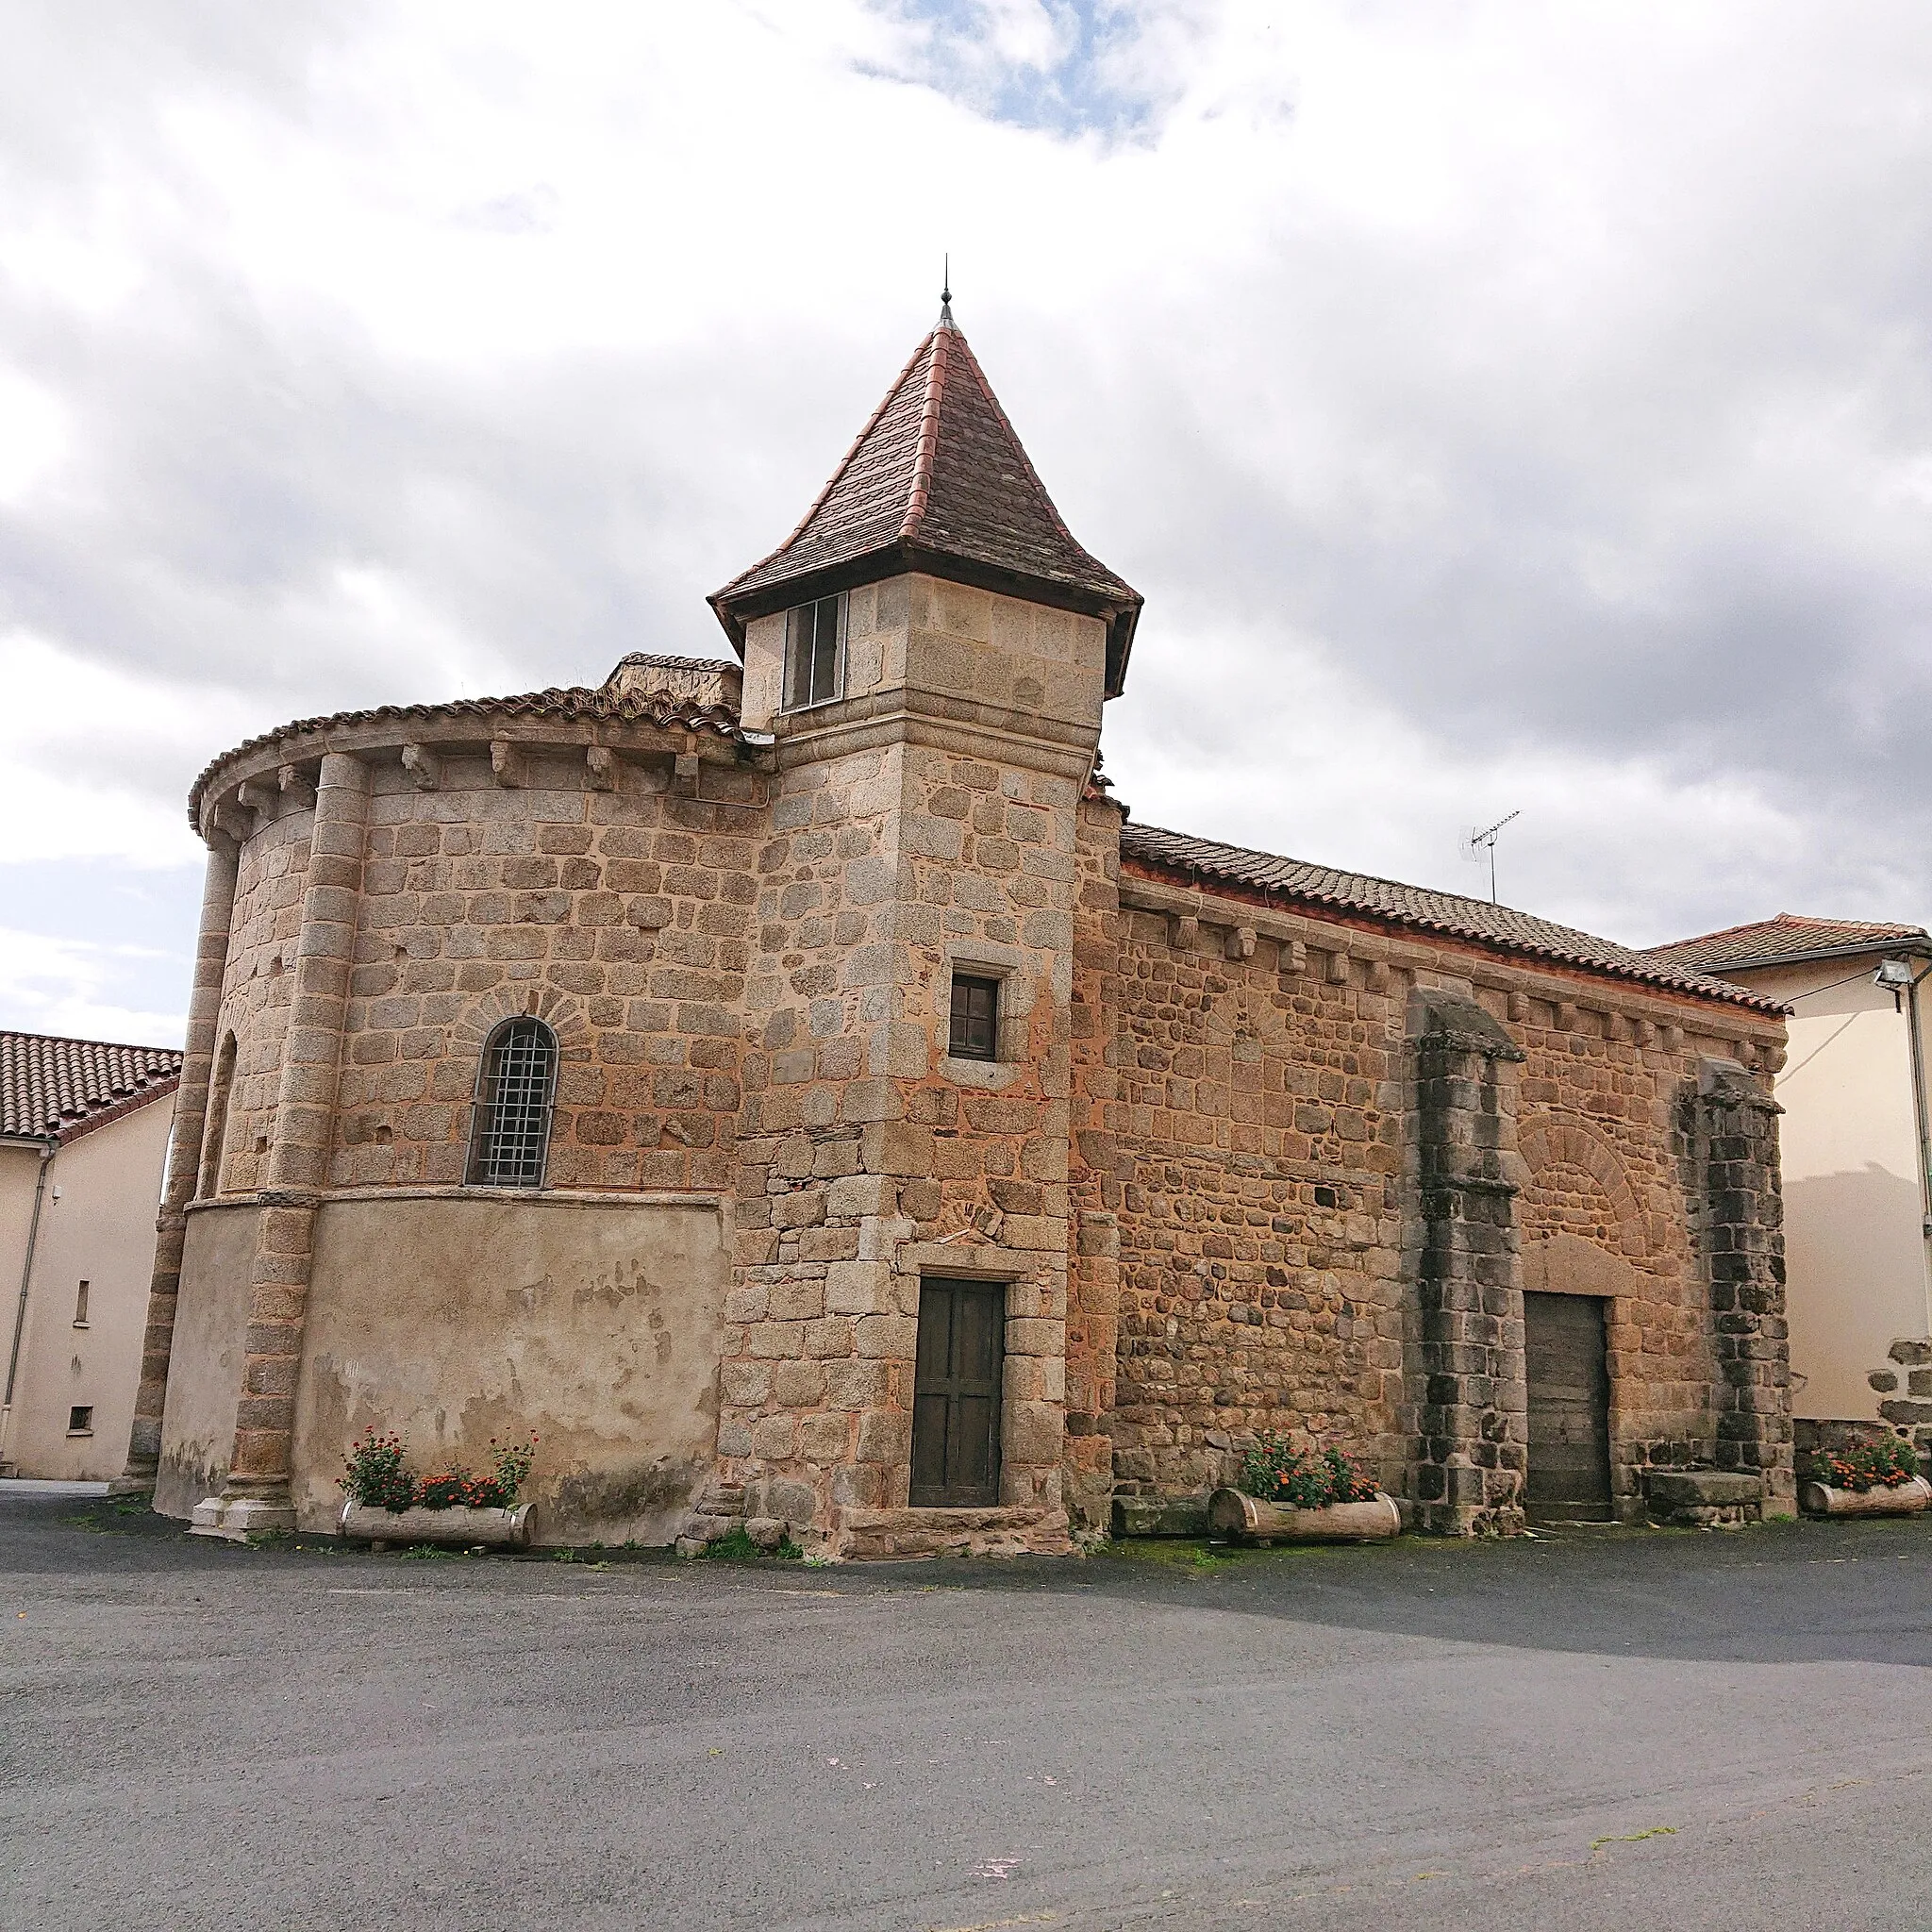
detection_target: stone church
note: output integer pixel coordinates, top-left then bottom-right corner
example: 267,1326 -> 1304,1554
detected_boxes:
129,303 -> 1795,1556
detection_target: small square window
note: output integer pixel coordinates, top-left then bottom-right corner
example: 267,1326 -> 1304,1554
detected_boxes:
67,1406 -> 92,1436
949,974 -> 1001,1061
73,1279 -> 90,1327
783,592 -> 846,709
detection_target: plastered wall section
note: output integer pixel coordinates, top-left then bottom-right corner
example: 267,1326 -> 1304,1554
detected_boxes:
0,1145 -> 43,1449
1729,958 -> 1932,1423
1097,881 -> 1785,1509
156,1201 -> 259,1515
291,1193 -> 727,1542
0,1102 -> 172,1479
723,575 -> 1106,1544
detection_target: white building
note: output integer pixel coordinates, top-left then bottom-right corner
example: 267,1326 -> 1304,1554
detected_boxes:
0,1032 -> 181,1480
1648,917 -> 1932,1450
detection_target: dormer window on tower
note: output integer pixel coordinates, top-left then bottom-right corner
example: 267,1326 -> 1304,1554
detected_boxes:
783,592 -> 846,710
708,304 -> 1142,703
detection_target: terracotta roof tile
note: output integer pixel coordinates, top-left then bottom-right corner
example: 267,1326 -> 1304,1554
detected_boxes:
1,1031 -> 182,1144
1644,912 -> 1932,972
604,653 -> 741,677
709,317 -> 1141,688
1120,823 -> 1782,1012
189,682 -> 745,826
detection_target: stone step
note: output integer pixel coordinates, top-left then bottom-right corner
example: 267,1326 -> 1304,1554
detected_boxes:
675,1512 -> 743,1560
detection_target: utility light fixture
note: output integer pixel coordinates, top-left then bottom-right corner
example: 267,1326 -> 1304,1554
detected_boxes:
1875,957 -> 1918,990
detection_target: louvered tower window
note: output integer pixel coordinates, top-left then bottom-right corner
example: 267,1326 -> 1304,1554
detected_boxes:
783,592 -> 846,709
467,1019 -> 558,1188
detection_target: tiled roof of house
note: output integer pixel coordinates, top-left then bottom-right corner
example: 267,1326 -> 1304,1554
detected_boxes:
708,313 -> 1141,686
188,682 -> 745,825
1120,823 -> 1783,1012
1644,912 -> 1932,972
1,1031 -> 182,1144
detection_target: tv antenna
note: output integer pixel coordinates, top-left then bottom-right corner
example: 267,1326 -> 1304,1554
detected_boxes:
1461,809 -> 1521,904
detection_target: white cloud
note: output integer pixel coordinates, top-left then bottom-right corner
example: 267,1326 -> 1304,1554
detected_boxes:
0,926 -> 185,1047
0,0 -> 1928,1014
0,631 -> 242,867
0,367 -> 68,506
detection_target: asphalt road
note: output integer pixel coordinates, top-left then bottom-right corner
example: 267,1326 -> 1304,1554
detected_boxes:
4,1491 -> 1929,1931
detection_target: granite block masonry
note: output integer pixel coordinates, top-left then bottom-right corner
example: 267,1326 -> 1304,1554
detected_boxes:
127,303 -> 1793,1556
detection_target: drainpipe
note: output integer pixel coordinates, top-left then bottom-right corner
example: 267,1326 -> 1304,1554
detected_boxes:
0,1135 -> 58,1471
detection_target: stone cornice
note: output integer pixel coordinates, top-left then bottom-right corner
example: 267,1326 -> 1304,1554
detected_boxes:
1117,874 -> 1783,1043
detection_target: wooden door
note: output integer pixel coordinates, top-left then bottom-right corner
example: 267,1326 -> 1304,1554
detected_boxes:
1524,1291 -> 1613,1521
909,1278 -> 1005,1507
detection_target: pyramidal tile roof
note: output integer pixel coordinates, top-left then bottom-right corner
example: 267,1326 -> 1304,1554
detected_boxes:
1120,823 -> 1783,1012
709,311 -> 1141,691
1644,912 -> 1932,973
1,1030 -> 182,1144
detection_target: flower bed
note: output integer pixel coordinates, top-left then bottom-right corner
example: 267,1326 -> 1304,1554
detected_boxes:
1799,1438 -> 1930,1519
1804,1437 -> 1921,1492
1237,1435 -> 1381,1510
336,1427 -> 540,1548
1207,1436 -> 1400,1543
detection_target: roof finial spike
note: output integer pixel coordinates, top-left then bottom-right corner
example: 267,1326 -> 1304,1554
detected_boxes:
939,253 -> 954,327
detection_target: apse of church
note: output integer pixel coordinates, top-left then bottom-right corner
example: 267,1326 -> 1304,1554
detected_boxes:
128,304 -> 1794,1556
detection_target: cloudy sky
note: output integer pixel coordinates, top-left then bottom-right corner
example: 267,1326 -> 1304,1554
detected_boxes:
4,0 -> 1930,1045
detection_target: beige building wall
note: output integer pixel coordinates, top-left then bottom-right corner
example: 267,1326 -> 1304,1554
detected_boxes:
0,1099 -> 174,1480
291,1191 -> 727,1542
0,1141 -> 50,1467
1724,957 -> 1932,1423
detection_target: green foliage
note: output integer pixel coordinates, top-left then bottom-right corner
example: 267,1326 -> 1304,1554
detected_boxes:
1805,1436 -> 1922,1492
1100,1538 -> 1244,1573
339,1427 -> 539,1511
339,1427 -> 413,1510
701,1525 -> 804,1562
1236,1434 -> 1379,1508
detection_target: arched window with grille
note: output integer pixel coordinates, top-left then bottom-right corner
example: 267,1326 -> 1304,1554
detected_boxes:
467,1018 -> 558,1188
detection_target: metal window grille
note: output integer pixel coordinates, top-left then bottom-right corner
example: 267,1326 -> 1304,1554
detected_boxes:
783,592 -> 846,709
469,1019 -> 558,1188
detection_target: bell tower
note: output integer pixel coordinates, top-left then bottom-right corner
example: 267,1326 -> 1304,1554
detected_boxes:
704,297 -> 1141,1555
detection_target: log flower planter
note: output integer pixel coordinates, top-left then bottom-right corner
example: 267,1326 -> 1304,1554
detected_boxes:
1208,1487 -> 1401,1544
1797,1474 -> 1931,1521
334,1426 -> 539,1551
338,1499 -> 536,1551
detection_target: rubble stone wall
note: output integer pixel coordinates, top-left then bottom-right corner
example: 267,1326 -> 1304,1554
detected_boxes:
719,576 -> 1109,1552
1091,871 -> 1790,1523
326,750 -> 757,1194
212,808 -> 311,1196
157,569 -> 1791,1550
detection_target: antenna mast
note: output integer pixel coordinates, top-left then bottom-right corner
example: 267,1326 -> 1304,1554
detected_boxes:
1461,809 -> 1521,905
